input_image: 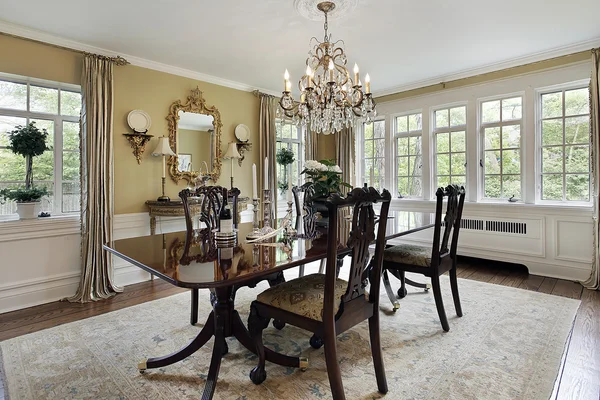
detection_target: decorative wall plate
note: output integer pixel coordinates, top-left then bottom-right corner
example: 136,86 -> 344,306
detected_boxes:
127,110 -> 152,133
234,124 -> 250,142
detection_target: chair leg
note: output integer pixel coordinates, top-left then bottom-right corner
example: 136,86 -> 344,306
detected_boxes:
449,263 -> 463,317
382,270 -> 400,311
323,330 -> 345,399
248,303 -> 270,385
299,264 -> 305,277
190,289 -> 199,326
397,271 -> 408,299
318,259 -> 325,274
431,275 -> 450,332
368,312 -> 388,394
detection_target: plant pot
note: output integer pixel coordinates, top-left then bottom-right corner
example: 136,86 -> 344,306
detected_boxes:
16,202 -> 41,219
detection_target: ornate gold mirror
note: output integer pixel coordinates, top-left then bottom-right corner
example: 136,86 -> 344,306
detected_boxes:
166,87 -> 222,184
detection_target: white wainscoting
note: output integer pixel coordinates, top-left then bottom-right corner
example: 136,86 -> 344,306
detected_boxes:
389,200 -> 594,281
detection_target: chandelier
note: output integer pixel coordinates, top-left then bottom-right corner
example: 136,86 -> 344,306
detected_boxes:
278,1 -> 376,134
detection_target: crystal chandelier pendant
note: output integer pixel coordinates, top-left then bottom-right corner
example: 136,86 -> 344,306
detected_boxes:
278,1 -> 375,134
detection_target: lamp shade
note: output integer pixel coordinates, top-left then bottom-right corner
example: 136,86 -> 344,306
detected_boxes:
152,136 -> 176,156
223,142 -> 241,159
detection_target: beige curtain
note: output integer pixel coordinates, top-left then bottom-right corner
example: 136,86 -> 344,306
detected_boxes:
584,48 -> 600,290
305,128 -> 319,161
336,127 -> 356,189
69,54 -> 125,302
259,94 -> 278,213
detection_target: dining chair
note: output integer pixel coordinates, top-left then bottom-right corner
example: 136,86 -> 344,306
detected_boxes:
292,185 -> 325,277
381,184 -> 466,332
180,186 -> 239,326
247,187 -> 392,400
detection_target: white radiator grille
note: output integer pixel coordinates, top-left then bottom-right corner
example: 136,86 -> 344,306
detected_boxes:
444,218 -> 527,235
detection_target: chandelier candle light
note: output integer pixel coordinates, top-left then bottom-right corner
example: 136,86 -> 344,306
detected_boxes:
279,1 -> 376,134
152,136 -> 176,202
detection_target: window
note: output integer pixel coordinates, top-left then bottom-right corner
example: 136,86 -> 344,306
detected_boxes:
0,76 -> 81,217
480,96 -> 523,200
275,120 -> 303,202
361,120 -> 385,187
539,87 -> 590,202
433,106 -> 466,189
395,113 -> 422,198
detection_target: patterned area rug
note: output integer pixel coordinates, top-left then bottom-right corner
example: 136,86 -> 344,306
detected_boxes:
0,270 -> 580,400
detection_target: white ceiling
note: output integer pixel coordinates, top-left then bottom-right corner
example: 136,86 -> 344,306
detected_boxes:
1,0 -> 599,96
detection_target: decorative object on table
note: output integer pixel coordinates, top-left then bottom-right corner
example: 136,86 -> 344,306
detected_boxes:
0,122 -> 49,219
275,147 -> 295,194
166,87 -> 222,184
278,1 -> 375,134
223,142 -> 242,189
151,137 -> 176,202
381,185 -> 466,328
123,110 -> 154,164
214,230 -> 238,248
301,159 -> 350,197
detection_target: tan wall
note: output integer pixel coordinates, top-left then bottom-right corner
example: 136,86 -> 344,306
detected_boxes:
316,134 -> 336,161
177,128 -> 212,172
0,34 -> 259,215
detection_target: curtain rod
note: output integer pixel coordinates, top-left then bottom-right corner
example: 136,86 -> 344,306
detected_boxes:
1,31 -> 129,65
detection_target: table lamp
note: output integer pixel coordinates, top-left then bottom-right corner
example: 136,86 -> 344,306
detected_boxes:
223,142 -> 241,189
152,136 -> 176,201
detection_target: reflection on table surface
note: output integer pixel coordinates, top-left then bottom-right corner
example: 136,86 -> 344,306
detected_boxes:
104,210 -> 433,289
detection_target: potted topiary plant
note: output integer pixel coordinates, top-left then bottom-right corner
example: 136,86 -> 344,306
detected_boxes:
0,122 -> 49,219
276,147 -> 295,194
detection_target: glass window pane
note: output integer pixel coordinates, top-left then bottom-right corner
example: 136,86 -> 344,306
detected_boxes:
451,152 -> 466,175
0,81 -> 27,110
542,119 -> 563,146
397,177 -> 408,197
485,150 -> 501,174
364,140 -> 373,158
33,181 -> 54,213
364,123 -> 373,139
450,106 -> 466,126
63,121 -> 80,151
542,92 -> 562,118
373,121 -> 385,138
374,157 -> 385,178
565,145 -> 589,174
542,147 -> 563,173
63,151 -> 80,181
60,90 -> 81,117
396,116 -> 408,133
565,116 -> 589,145
502,175 -> 521,199
397,156 -> 409,177
436,154 -> 449,176
484,127 -> 500,150
408,113 -> 422,131
436,132 -> 449,153
482,100 -> 500,123
451,131 -> 465,152
62,181 -> 81,213
0,148 -> 25,181
397,137 -> 408,156
502,125 -> 520,148
373,139 -> 385,159
566,174 -> 589,201
542,174 -> 563,200
564,88 -> 589,117
408,155 -> 422,177
29,119 -> 54,182
501,97 -> 522,120
451,175 -> 465,188
0,116 -> 27,146
435,109 -> 449,128
502,149 -> 520,174
437,175 -> 449,189
407,174 -> 422,197
408,136 -> 421,156
30,86 -> 59,114
485,175 -> 501,198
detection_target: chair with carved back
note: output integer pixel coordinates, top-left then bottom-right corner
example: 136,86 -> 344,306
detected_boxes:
382,184 -> 466,332
247,187 -> 392,400
292,185 -> 325,277
179,185 -> 239,325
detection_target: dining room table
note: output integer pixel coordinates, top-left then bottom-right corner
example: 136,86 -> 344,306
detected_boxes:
103,210 -> 434,400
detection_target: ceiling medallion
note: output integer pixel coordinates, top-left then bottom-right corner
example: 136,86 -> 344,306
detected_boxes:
280,1 -> 375,134
294,0 -> 358,21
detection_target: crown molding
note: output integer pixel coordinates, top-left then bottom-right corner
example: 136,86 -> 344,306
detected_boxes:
373,37 -> 600,98
0,20 -> 280,96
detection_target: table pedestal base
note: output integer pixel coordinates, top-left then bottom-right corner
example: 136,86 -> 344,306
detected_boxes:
137,286 -> 307,400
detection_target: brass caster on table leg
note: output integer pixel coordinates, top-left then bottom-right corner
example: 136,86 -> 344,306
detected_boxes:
138,359 -> 147,374
425,283 -> 431,292
299,357 -> 309,372
392,302 -> 400,312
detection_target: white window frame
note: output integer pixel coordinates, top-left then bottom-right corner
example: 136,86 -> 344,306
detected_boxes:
275,120 -> 304,209
357,118 -> 386,188
431,103 -> 468,196
0,73 -> 81,218
535,80 -> 591,205
392,110 -> 423,199
478,92 -> 525,202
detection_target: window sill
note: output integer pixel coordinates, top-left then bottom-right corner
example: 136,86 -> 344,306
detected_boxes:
0,214 -> 81,242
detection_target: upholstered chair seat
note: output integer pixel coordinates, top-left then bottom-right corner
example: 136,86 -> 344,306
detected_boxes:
383,244 -> 432,268
256,273 -> 350,321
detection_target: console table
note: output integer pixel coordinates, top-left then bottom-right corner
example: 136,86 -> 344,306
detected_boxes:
145,197 -> 249,235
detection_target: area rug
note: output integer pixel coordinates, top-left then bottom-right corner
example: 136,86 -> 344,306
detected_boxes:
0,270 -> 580,400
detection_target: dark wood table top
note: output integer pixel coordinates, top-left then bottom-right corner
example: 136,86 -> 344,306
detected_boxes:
104,210 -> 434,290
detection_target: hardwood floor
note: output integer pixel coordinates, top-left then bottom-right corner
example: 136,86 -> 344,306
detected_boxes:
0,257 -> 598,400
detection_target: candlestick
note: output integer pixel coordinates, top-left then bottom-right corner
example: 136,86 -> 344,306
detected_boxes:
252,163 -> 258,199
328,59 -> 334,83
353,63 -> 359,85
264,157 -> 269,190
246,198 -> 262,240
261,189 -> 275,233
365,73 -> 371,94
284,69 -> 289,91
283,200 -> 297,238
